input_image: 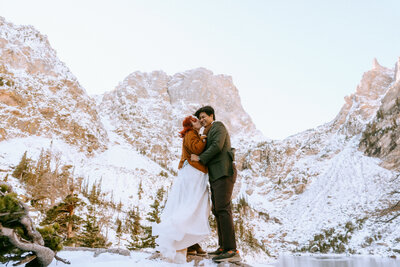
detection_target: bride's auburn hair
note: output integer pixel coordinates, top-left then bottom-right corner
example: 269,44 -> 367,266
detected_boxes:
179,116 -> 197,138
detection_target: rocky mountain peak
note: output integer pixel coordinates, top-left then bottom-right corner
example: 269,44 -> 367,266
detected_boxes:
0,16 -> 108,153
99,67 -> 260,170
332,58 -> 394,136
168,67 -> 258,136
372,58 -> 383,70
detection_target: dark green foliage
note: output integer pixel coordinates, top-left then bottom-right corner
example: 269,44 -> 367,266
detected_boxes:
146,187 -> 165,225
0,191 -> 25,226
126,206 -> 143,250
0,77 -> 14,87
37,224 -> 63,252
0,186 -> 61,265
82,179 -> 106,205
376,109 -> 384,120
41,194 -> 84,245
12,151 -> 34,182
137,180 -> 143,200
127,187 -> 166,250
297,218 -> 367,254
0,188 -> 27,264
159,170 -> 168,178
115,218 -> 122,246
78,205 -> 109,248
140,187 -> 165,248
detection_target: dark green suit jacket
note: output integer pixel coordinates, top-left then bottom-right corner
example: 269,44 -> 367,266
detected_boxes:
199,121 -> 235,182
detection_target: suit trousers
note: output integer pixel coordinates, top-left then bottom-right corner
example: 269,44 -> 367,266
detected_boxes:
210,175 -> 236,251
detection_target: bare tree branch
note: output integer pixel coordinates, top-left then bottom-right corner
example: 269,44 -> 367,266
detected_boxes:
0,211 -> 25,217
13,254 -> 37,266
54,255 -> 71,264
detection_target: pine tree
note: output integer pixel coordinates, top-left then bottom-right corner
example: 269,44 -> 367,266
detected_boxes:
0,183 -> 64,265
137,180 -> 143,200
140,187 -> 165,248
41,194 -> 84,245
126,206 -> 143,250
115,218 -> 123,246
12,151 -> 28,179
0,184 -> 27,263
87,179 -> 104,205
12,151 -> 34,183
78,205 -> 109,248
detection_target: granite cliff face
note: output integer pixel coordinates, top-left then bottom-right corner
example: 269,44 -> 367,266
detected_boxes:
167,68 -> 257,135
237,58 -> 394,186
0,16 -> 108,153
98,68 -> 260,168
359,57 -> 400,170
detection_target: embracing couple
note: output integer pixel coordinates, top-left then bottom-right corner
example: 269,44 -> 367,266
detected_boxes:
152,105 -> 240,263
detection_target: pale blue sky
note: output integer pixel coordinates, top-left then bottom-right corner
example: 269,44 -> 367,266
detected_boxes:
1,0 -> 400,139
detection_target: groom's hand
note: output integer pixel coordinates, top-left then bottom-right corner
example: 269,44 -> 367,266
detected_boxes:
191,154 -> 200,162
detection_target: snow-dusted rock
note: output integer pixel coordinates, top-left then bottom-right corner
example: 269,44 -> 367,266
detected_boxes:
0,16 -> 108,153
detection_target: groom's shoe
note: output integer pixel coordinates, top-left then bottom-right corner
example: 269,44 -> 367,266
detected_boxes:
212,250 -> 241,263
208,247 -> 224,255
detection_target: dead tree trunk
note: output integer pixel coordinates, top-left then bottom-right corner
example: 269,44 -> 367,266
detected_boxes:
0,224 -> 55,266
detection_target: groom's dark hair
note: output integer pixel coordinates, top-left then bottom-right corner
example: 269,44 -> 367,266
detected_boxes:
194,105 -> 215,120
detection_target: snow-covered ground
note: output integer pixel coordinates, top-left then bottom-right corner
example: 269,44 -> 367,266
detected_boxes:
50,251 -> 400,267
49,250 -> 275,267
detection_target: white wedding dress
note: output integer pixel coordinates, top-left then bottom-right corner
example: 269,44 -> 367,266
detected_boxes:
152,161 -> 211,263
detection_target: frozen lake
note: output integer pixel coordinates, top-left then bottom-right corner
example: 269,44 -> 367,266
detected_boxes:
275,254 -> 400,267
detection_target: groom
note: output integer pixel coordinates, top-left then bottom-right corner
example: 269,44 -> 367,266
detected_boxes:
191,106 -> 240,263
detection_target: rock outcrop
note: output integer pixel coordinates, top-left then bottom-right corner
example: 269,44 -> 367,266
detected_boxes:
0,16 -> 108,153
359,57 -> 400,170
98,68 -> 260,169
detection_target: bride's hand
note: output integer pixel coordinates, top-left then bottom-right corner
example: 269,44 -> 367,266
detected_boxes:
191,154 -> 200,162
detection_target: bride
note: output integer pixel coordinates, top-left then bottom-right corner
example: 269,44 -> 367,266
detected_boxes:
152,115 -> 211,263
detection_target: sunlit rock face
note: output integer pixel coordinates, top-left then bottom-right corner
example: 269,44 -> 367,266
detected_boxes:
98,68 -> 260,169
332,58 -> 394,136
0,16 -> 108,153
238,58 -> 395,186
167,67 -> 258,136
359,57 -> 400,171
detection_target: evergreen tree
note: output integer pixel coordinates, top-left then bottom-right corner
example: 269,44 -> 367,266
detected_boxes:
115,218 -> 123,246
41,194 -> 84,245
140,187 -> 165,248
12,151 -> 34,183
137,180 -> 143,200
12,151 -> 28,179
126,206 -> 143,250
87,179 -> 104,205
78,205 -> 109,248
0,183 -> 63,265
0,184 -> 27,264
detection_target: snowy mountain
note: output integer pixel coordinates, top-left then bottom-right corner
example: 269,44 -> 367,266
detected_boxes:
234,57 -> 400,257
0,16 -> 108,153
1,16 -> 400,265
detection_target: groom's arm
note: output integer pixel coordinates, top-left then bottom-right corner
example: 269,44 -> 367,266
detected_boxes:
198,122 -> 227,165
